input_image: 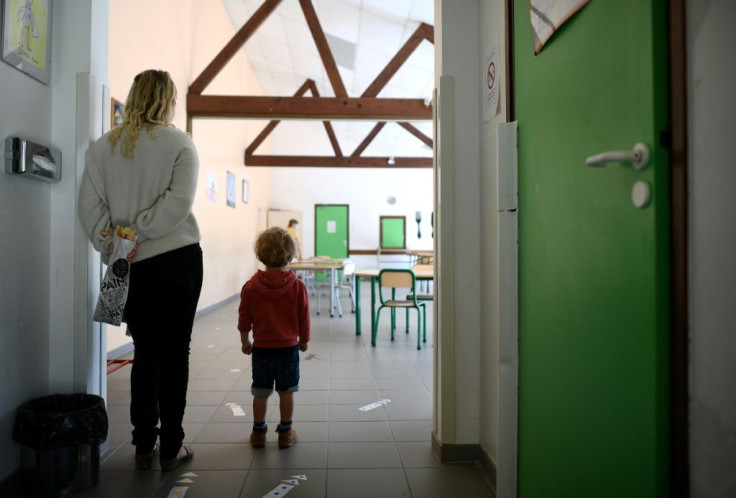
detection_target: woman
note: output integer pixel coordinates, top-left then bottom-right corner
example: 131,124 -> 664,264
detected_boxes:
78,69 -> 202,471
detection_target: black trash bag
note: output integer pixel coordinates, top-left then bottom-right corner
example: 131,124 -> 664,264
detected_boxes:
13,394 -> 108,449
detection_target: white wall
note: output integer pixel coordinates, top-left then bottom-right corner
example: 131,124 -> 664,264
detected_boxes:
0,0 -> 108,481
435,0 -> 483,446
269,166 -> 433,267
687,1 -> 736,496
478,0 -> 507,473
0,34 -> 53,484
106,0 -> 272,351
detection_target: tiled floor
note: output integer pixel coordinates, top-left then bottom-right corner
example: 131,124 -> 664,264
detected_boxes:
22,282 -> 494,497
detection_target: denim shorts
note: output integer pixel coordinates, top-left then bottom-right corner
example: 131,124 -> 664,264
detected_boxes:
251,346 -> 300,398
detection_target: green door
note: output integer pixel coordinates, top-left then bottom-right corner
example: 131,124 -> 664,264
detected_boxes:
513,1 -> 670,496
314,204 -> 349,258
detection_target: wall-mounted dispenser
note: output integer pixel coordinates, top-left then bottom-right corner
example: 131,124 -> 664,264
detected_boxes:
5,136 -> 62,183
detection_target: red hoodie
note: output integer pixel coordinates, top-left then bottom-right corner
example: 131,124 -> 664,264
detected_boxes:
238,270 -> 310,348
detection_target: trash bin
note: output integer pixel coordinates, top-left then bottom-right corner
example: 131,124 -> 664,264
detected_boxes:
13,394 -> 108,497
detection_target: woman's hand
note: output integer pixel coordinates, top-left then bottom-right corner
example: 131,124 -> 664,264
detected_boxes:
100,230 -> 139,263
299,342 -> 308,352
241,341 -> 253,355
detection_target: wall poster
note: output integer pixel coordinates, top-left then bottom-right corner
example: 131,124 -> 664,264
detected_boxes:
1,0 -> 52,84
530,0 -> 590,55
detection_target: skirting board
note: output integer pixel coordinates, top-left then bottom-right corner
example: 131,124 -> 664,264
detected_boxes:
431,432 -> 497,492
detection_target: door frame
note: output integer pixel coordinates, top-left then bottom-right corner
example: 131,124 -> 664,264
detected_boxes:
505,0 -> 689,494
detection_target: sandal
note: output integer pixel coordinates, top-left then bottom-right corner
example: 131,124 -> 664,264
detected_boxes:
160,445 -> 194,472
135,443 -> 159,470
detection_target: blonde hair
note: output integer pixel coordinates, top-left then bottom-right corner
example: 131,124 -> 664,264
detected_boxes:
108,69 -> 177,158
255,227 -> 296,268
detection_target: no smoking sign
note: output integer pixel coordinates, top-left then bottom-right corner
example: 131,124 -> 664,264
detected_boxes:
487,61 -> 496,90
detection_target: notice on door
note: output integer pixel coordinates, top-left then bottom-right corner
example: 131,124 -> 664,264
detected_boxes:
483,36 -> 500,122
530,0 -> 590,54
326,220 -> 336,233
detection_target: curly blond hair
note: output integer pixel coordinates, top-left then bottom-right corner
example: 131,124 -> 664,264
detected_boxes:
108,69 -> 177,158
255,227 -> 296,268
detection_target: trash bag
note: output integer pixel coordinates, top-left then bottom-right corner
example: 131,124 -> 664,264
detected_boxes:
13,394 -> 108,449
13,394 -> 108,497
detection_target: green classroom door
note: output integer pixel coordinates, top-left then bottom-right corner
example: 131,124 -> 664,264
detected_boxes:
513,1 -> 670,496
314,205 -> 349,259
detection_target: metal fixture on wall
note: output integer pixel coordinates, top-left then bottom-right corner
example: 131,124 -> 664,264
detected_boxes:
5,136 -> 62,183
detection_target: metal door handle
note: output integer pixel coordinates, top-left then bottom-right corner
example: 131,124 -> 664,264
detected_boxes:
585,142 -> 649,170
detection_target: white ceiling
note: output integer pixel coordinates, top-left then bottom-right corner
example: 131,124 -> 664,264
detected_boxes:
219,0 -> 435,159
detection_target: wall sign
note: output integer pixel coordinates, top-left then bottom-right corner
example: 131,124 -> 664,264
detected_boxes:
531,0 -> 590,55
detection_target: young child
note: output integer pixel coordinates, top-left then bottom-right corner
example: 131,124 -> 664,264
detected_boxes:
238,227 -> 310,448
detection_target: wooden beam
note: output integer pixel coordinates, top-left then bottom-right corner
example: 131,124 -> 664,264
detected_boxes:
362,23 -> 434,98
299,0 -> 348,97
351,122 -> 386,157
245,154 -> 432,168
187,95 -> 432,120
246,79 -> 314,155
307,81 -> 343,156
189,0 -> 282,95
398,122 -> 433,148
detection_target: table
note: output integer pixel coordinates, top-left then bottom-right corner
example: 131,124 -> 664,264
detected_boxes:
353,266 -> 434,336
288,260 -> 346,317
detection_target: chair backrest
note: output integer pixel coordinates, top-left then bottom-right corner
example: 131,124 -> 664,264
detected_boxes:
378,269 -> 417,304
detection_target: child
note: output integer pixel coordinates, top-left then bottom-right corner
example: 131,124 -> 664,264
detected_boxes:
238,227 -> 310,448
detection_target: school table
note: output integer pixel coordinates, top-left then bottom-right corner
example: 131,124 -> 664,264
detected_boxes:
287,260 -> 346,318
353,266 -> 434,336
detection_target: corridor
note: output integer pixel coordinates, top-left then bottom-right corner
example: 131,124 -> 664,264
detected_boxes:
23,285 -> 493,497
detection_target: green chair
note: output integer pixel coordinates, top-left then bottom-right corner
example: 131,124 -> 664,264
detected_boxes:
371,269 -> 427,350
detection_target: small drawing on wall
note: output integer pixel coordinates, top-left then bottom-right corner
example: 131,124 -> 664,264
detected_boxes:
242,179 -> 249,204
1,0 -> 53,84
111,98 -> 124,128
226,171 -> 236,208
206,170 -> 217,202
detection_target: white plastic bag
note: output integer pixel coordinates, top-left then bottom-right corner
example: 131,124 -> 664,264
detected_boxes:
93,234 -> 136,325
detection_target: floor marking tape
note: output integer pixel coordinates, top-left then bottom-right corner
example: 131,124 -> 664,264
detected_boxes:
358,399 -> 391,411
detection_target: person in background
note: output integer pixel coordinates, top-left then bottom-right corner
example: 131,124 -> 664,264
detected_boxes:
78,69 -> 202,472
285,219 -> 302,260
238,227 -> 310,448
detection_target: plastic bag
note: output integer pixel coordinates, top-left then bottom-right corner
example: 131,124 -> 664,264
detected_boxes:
93,233 -> 136,325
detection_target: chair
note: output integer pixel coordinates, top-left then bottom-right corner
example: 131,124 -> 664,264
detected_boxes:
338,260 -> 356,313
409,264 -> 434,298
371,269 -> 427,350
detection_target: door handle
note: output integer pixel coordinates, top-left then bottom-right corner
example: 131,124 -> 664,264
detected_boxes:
585,142 -> 649,170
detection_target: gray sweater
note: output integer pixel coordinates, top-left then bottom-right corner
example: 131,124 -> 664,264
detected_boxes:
78,125 -> 201,264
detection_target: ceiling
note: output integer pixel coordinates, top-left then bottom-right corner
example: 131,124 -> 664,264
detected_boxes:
219,0 -> 435,160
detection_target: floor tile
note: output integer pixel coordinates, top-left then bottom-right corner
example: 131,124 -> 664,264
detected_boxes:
328,421 -> 393,442
388,420 -> 434,442
396,441 -> 443,468
152,470 -> 248,498
405,467 -> 494,497
327,442 -> 401,469
239,469 -> 326,498
325,469 -> 411,498
251,442 -> 328,469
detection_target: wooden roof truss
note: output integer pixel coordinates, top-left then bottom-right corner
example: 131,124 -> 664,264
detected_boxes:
186,0 -> 434,168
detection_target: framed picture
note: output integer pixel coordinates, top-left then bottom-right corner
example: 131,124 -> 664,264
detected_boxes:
206,170 -> 217,202
242,180 -> 249,204
1,0 -> 53,84
226,171 -> 236,208
110,98 -> 124,128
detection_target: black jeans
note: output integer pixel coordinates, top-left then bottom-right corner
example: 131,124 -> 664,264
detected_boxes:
124,243 -> 203,460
